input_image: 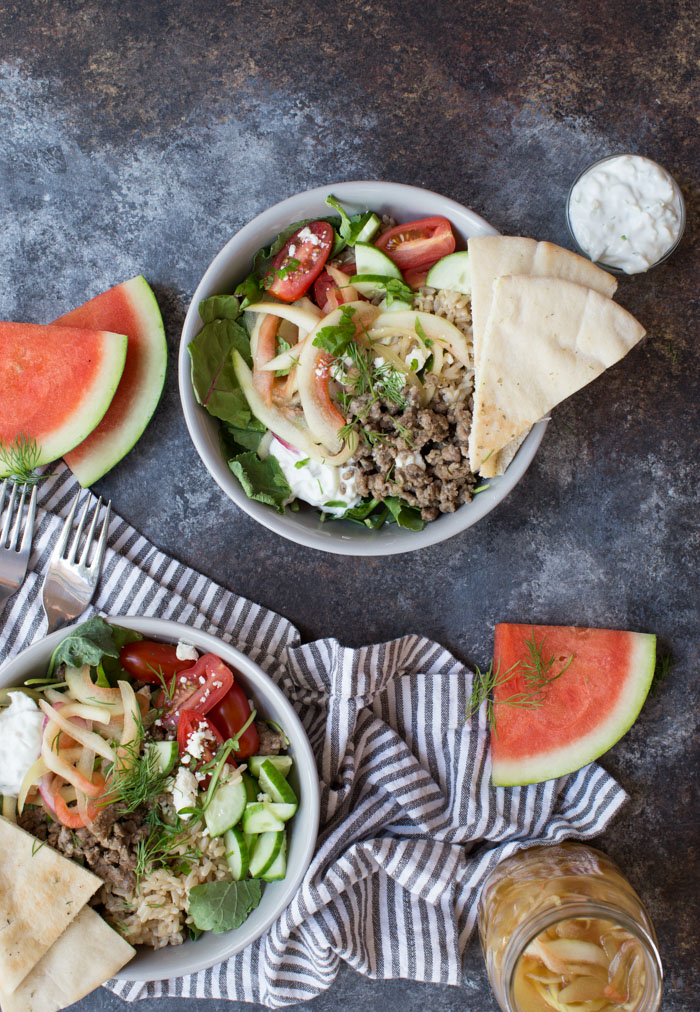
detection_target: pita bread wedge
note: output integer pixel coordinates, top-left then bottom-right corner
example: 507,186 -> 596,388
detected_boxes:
0,817 -> 102,994
468,236 -> 618,474
0,905 -> 135,1012
468,276 -> 645,472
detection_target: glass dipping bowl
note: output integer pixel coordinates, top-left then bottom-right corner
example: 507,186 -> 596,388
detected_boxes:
566,153 -> 686,274
478,843 -> 663,1012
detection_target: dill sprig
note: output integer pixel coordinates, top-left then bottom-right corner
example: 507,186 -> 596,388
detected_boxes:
103,737 -> 171,814
135,810 -> 203,886
0,433 -> 47,485
468,630 -> 576,731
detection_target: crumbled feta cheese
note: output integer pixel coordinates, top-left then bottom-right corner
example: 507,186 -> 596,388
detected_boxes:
181,754 -> 191,764
185,722 -> 216,761
406,345 -> 429,371
396,450 -> 425,471
257,792 -> 272,803
212,680 -> 222,689
175,641 -> 199,662
171,766 -> 198,818
297,226 -> 322,245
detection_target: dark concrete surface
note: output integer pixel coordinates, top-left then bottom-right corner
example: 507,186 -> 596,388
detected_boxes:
1,1 -> 698,1008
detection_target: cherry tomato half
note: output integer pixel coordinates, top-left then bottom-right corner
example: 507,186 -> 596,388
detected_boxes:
177,710 -> 235,786
158,653 -> 234,727
208,683 -> 260,758
119,641 -> 194,684
265,221 -> 334,302
403,259 -> 439,290
313,263 -> 361,314
374,216 -> 455,269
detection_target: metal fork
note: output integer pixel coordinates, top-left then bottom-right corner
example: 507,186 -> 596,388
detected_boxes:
42,490 -> 111,633
0,481 -> 38,616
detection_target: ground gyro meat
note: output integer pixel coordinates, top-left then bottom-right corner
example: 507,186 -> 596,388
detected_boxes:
351,385 -> 477,521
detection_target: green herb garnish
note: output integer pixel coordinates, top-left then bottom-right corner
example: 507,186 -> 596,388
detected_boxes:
0,433 -> 46,485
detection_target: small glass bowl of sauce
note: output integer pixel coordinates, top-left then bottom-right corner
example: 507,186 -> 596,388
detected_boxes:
478,843 -> 663,1012
566,154 -> 685,274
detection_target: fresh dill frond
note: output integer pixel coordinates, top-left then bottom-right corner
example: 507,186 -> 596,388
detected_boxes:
468,631 -> 576,732
520,631 -> 573,691
0,433 -> 46,485
104,740 -> 170,814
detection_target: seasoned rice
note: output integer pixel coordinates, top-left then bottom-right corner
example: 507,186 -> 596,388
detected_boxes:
101,825 -> 230,948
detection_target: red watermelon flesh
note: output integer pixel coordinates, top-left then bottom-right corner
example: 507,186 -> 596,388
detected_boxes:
0,322 -> 127,472
55,276 -> 167,487
490,623 -> 656,786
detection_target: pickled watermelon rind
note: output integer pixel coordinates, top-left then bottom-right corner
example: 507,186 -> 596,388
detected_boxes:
490,630 -> 657,787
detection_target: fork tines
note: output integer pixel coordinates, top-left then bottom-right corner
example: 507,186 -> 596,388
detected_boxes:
53,491 -> 112,571
0,479 -> 37,553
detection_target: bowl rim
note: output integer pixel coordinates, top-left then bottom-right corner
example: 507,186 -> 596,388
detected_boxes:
179,179 -> 548,555
0,615 -> 320,982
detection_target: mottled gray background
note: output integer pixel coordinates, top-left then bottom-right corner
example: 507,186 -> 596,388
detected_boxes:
0,0 -> 698,1009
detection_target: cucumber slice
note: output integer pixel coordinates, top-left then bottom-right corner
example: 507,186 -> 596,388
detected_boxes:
249,830 -> 285,878
204,774 -> 248,837
262,833 -> 288,881
258,760 -> 298,805
266,802 -> 297,822
242,802 -> 286,834
377,297 -> 414,313
147,740 -> 178,775
353,242 -> 402,296
248,755 -> 293,779
242,771 -> 259,802
354,213 -> 381,244
223,827 -> 249,880
425,251 -> 471,295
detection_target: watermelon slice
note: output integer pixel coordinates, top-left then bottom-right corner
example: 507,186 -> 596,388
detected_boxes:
490,623 -> 656,786
0,322 -> 127,473
55,276 -> 167,487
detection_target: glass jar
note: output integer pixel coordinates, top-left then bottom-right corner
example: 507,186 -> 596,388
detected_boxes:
478,843 -> 663,1012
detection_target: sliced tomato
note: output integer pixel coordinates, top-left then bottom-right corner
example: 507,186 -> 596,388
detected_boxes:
208,683 -> 260,758
158,653 -> 234,727
403,259 -> 439,290
119,641 -> 194,684
313,271 -> 341,314
265,222 -> 334,302
375,216 -> 455,269
177,710 -> 236,785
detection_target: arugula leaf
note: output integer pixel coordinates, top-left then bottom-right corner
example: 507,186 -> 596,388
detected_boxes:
383,497 -> 425,531
198,295 -> 241,324
325,195 -> 379,247
47,617 -> 141,678
188,319 -> 253,426
229,451 -> 292,512
313,305 -> 357,356
188,880 -> 262,934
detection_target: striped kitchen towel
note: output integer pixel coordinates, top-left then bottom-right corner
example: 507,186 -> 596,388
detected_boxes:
0,464 -> 628,1007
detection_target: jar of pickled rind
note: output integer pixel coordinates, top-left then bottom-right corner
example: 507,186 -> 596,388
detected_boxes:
478,843 -> 663,1012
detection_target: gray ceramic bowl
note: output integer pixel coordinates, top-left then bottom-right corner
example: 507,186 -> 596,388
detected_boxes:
0,616 -> 320,982
179,180 -> 547,555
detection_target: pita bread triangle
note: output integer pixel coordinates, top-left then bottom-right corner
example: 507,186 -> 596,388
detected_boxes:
0,906 -> 135,1012
468,275 -> 646,472
468,236 -> 618,475
0,816 -> 102,994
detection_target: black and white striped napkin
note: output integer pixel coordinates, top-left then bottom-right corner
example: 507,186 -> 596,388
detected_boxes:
0,465 -> 628,1008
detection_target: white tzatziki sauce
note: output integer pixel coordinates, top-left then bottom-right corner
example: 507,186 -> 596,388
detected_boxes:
568,154 -> 684,274
267,437 -> 361,518
0,692 -> 44,796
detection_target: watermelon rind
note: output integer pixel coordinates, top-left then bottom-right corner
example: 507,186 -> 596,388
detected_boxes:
490,632 -> 657,787
59,276 -> 167,487
0,326 -> 128,476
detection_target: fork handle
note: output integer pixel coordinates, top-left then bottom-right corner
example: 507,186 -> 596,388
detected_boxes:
43,604 -> 72,635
